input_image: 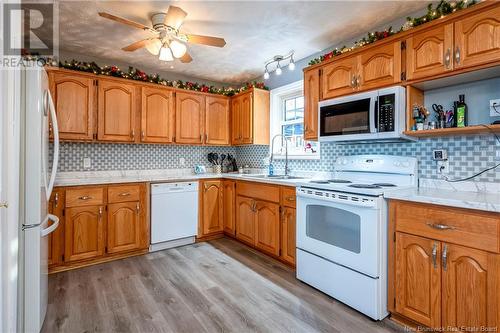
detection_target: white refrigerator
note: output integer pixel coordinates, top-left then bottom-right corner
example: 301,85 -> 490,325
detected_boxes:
20,64 -> 60,333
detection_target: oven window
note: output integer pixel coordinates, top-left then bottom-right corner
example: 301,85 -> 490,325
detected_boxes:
320,98 -> 370,136
306,205 -> 361,253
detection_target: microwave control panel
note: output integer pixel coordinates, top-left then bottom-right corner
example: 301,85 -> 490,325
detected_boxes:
378,94 -> 395,132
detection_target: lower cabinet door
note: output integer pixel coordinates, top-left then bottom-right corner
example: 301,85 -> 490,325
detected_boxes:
48,189 -> 65,267
442,243 -> 497,331
235,196 -> 255,245
65,205 -> 105,262
107,202 -> 141,254
223,180 -> 236,236
395,232 -> 442,328
280,207 -> 296,265
200,180 -> 223,237
254,201 -> 280,256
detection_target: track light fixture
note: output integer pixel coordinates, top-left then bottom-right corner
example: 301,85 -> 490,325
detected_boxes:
263,51 -> 295,80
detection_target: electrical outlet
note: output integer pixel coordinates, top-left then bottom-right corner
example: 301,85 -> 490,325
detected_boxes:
83,157 -> 91,169
179,157 -> 185,166
490,99 -> 500,117
437,160 -> 449,176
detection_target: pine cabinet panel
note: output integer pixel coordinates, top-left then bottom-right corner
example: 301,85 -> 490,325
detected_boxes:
200,180 -> 223,237
175,92 -> 205,144
358,41 -> 401,90
236,196 -> 255,245
280,207 -> 296,265
406,24 -> 454,80
65,205 -> 105,262
107,202 -> 141,254
395,233 -> 441,328
97,79 -> 137,142
223,180 -> 236,236
454,6 -> 500,70
49,72 -> 95,140
239,93 -> 253,144
230,89 -> 268,145
303,69 -> 320,141
205,96 -> 230,145
231,97 -> 242,144
140,87 -> 174,143
254,201 -> 280,256
442,244 -> 498,331
321,56 -> 358,99
48,189 -> 64,267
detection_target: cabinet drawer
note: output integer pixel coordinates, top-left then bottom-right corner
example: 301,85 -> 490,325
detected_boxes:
108,184 -> 141,203
280,186 -> 296,208
66,187 -> 104,207
236,181 -> 280,203
393,200 -> 500,253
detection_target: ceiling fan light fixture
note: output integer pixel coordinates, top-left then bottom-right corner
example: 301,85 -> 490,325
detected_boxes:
170,40 -> 187,58
159,46 -> 174,61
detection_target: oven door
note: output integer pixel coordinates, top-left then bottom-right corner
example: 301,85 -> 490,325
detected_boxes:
296,193 -> 382,278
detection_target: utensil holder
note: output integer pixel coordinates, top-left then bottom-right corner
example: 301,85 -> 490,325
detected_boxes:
214,165 -> 222,174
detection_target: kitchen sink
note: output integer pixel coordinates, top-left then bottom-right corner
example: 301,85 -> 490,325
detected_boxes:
242,174 -> 305,180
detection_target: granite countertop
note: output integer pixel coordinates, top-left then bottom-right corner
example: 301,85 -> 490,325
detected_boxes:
384,187 -> 500,213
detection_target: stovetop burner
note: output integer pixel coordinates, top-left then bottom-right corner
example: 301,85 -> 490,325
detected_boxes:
372,183 -> 397,187
328,179 -> 352,183
348,184 -> 382,189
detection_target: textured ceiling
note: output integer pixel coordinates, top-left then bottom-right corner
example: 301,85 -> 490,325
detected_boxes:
55,1 -> 429,84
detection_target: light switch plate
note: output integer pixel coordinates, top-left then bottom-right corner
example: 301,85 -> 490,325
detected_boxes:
179,157 -> 185,166
83,157 -> 91,169
490,99 -> 500,117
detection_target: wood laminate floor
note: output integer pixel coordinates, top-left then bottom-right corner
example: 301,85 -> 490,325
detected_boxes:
42,238 -> 404,333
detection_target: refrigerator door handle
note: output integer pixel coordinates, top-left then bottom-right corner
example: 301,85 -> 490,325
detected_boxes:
40,214 -> 59,237
45,90 -> 59,200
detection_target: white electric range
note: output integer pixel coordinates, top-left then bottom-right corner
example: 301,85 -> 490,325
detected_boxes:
295,155 -> 417,320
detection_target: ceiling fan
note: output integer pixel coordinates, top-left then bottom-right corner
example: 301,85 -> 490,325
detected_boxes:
98,6 -> 226,63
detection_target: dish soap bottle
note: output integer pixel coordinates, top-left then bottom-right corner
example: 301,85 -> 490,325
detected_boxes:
456,94 -> 467,128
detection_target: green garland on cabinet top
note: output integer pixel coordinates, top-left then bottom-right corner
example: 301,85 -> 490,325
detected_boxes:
51,60 -> 268,97
308,0 -> 478,66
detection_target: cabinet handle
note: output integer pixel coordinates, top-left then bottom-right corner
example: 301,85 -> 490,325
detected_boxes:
426,223 -> 456,231
78,195 -> 92,201
0,201 -> 8,208
455,46 -> 461,65
98,206 -> 103,218
131,130 -> 135,139
119,192 -> 131,197
251,200 -> 256,212
54,193 -> 59,207
141,130 -> 145,140
431,243 -> 438,269
444,48 -> 451,69
442,244 -> 448,271
136,202 -> 140,214
351,75 -> 356,88
285,196 -> 294,202
355,75 -> 360,88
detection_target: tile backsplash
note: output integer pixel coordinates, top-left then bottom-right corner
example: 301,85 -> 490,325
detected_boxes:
52,134 -> 499,183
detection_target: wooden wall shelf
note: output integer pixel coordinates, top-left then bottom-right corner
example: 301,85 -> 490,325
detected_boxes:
403,124 -> 500,137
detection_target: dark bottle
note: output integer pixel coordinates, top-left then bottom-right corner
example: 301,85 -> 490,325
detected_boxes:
456,94 -> 467,128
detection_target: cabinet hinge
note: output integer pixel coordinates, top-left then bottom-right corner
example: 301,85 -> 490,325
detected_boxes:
400,72 -> 406,81
393,232 -> 396,242
62,208 -> 65,217
394,298 -> 396,308
279,249 -> 282,256
400,41 -> 406,50
62,254 -> 64,261
93,133 -> 97,140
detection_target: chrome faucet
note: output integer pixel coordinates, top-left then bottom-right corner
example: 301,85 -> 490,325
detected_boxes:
269,134 -> 290,177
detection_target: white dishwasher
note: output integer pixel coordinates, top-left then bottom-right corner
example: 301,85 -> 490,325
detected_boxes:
150,182 -> 199,252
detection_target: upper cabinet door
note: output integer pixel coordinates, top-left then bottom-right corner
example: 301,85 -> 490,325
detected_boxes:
239,93 -> 253,144
205,96 -> 230,145
140,87 -> 174,143
50,72 -> 95,140
321,56 -> 358,99
406,24 -> 454,81
231,96 -> 242,144
304,69 -> 320,141
175,92 -> 205,144
358,41 -> 401,91
441,244 -> 496,331
97,79 -> 137,142
454,6 -> 500,70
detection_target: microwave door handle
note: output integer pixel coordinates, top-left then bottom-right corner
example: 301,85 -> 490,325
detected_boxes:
370,97 -> 377,133
374,99 -> 379,133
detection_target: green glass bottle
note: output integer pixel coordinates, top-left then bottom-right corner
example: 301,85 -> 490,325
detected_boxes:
456,94 -> 467,128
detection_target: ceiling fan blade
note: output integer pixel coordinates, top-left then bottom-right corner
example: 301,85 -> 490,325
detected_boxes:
122,39 -> 153,52
164,6 -> 187,30
98,12 -> 152,31
180,52 -> 193,63
145,39 -> 162,55
185,34 -> 226,47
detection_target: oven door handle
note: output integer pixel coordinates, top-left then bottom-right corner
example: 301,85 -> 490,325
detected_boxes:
296,190 -> 378,209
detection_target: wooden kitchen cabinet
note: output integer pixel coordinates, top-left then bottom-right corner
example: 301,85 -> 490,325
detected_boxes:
303,69 -> 320,141
140,86 -> 174,143
254,200 -> 280,256
199,180 -> 224,237
107,201 -> 141,254
231,88 -> 270,145
321,56 -> 359,99
454,5 -> 500,70
280,207 -> 296,265
358,41 -> 401,90
49,71 -> 95,141
235,196 -> 256,245
175,91 -> 205,144
64,205 -> 105,262
222,180 -> 236,236
48,189 -> 65,267
205,96 -> 230,145
406,24 -> 454,81
97,79 -> 137,142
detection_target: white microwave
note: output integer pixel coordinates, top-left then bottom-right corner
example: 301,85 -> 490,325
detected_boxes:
318,86 -> 407,142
